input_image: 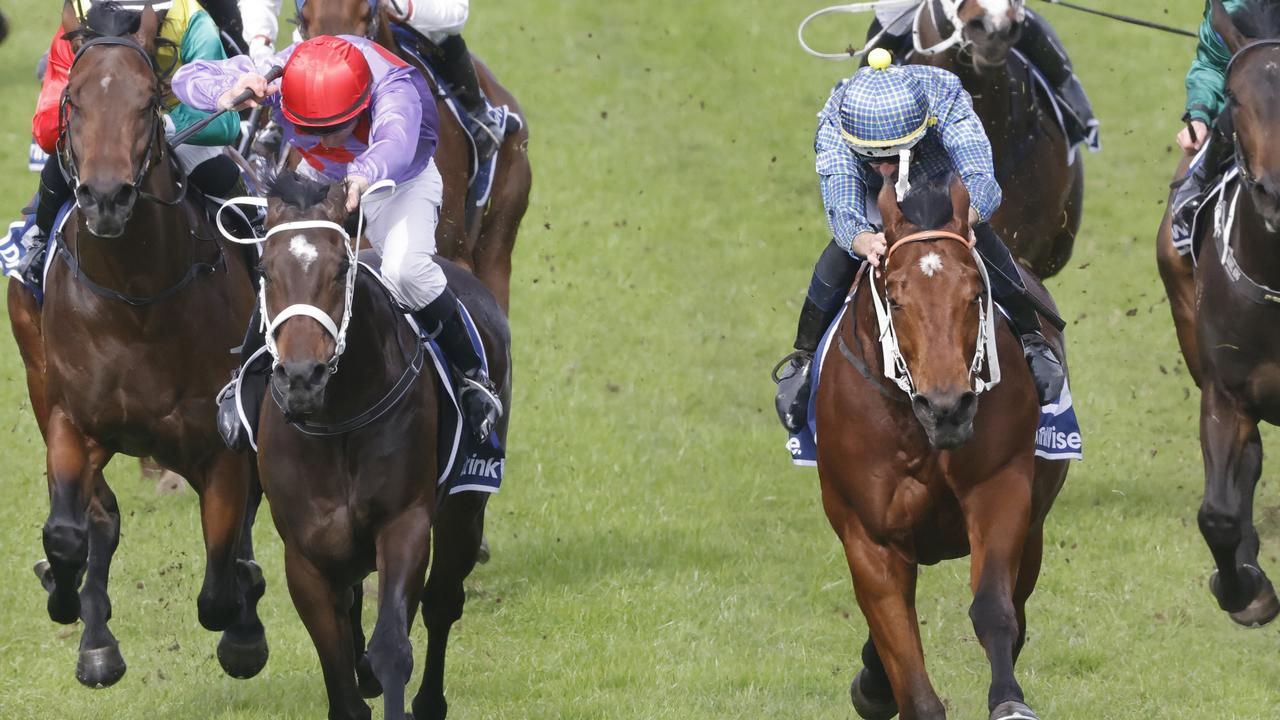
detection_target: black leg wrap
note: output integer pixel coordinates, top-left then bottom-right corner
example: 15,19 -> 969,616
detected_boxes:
437,34 -> 486,116
796,240 -> 857,352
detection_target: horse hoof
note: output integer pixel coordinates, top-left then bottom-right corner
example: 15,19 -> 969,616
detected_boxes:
217,630 -> 269,679
1229,573 -> 1280,627
477,535 -> 491,565
411,695 -> 447,720
1210,565 -> 1267,616
850,668 -> 898,720
76,645 -> 127,688
33,559 -> 53,591
357,653 -> 384,698
990,700 -> 1039,720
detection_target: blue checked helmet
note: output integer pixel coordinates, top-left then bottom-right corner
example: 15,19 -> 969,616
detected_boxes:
839,50 -> 933,159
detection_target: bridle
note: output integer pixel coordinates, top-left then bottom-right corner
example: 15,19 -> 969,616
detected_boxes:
294,0 -> 384,39
868,229 -> 1001,398
57,35 -> 186,207
913,0 -> 1027,57
218,180 -> 395,374
1224,39 -> 1280,193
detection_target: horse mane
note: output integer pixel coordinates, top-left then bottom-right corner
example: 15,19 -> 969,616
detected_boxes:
1231,0 -> 1280,39
897,174 -> 957,231
266,169 -> 334,211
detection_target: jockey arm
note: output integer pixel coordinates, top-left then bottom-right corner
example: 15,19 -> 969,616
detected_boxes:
928,71 -> 1001,223
238,0 -> 283,60
1185,0 -> 1239,126
167,10 -> 241,146
347,65 -> 438,184
172,51 -> 278,113
814,83 -> 876,258
32,28 -> 74,155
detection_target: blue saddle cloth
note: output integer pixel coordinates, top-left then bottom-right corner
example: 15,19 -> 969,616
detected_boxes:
232,263 -> 504,495
786,293 -> 1083,467
4,199 -> 76,305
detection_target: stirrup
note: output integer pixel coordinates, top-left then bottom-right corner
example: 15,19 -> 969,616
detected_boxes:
771,350 -> 809,384
460,374 -> 502,442
216,371 -> 248,451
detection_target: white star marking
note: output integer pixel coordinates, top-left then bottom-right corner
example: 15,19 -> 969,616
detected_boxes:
290,235 -> 319,272
918,252 -> 944,278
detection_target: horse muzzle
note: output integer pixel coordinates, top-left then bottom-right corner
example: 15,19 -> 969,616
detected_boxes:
965,20 -> 1020,69
75,181 -> 139,238
272,359 -> 330,417
912,389 -> 978,450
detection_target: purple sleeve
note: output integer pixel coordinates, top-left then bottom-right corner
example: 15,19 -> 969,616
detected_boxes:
348,65 -> 437,183
171,48 -> 293,113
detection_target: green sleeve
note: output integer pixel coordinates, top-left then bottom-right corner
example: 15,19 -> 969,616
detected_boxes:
169,11 -> 239,146
1185,0 -> 1237,125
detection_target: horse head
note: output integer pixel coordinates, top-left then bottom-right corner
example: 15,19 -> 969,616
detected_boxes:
955,0 -> 1026,68
876,172 -> 985,449
260,170 -> 354,416
297,0 -> 381,39
1212,0 -> 1280,228
60,1 -> 163,237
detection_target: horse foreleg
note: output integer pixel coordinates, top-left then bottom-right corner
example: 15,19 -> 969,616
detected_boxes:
192,451 -> 251,633
1157,156 -> 1202,386
40,408 -> 96,626
351,580 -> 383,699
1198,384 -> 1279,626
826,495 -> 942,720
1010,525 -> 1043,663
412,492 -> 488,720
216,468 -> 270,679
75,462 -> 127,688
285,547 -> 370,720
962,465 -> 1036,719
473,137 -> 531,314
9,280 -> 49,438
367,508 -> 432,720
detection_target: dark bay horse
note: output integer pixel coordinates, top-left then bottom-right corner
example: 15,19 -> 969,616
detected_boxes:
911,0 -> 1083,278
247,169 -> 508,720
816,176 -> 1069,720
1161,0 -> 1280,628
6,5 -> 267,687
297,0 -> 531,312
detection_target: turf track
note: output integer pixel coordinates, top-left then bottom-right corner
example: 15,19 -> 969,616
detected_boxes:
1,1 -> 1278,718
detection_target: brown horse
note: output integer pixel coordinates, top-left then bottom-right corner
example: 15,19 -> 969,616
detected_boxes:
7,5 -> 267,687
297,0 -> 531,312
248,169 -> 508,720
816,176 -> 1069,719
1157,0 -> 1280,628
911,0 -> 1083,278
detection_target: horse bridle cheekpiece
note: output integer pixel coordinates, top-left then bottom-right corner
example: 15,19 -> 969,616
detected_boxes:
58,35 -> 183,206
868,230 -> 1001,397
217,180 -> 396,374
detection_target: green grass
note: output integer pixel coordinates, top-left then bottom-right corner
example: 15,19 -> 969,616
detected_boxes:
1,0 -> 1278,718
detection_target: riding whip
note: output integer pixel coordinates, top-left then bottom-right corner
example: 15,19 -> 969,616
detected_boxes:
1034,0 -> 1196,39
171,65 -> 283,147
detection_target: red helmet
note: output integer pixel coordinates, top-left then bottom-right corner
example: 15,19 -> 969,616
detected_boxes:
280,36 -> 373,128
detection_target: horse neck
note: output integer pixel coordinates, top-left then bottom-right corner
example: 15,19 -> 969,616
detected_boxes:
319,273 -> 419,421
69,144 -> 195,298
1232,189 -> 1280,284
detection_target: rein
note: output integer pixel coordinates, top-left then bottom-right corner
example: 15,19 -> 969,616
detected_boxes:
867,229 -> 1001,398
1215,182 -> 1280,306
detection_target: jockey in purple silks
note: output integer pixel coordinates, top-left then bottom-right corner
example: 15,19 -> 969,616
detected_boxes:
172,33 -> 502,448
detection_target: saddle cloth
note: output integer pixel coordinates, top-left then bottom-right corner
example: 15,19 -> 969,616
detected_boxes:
231,263 -> 504,496
2,200 -> 76,305
786,285 -> 1083,467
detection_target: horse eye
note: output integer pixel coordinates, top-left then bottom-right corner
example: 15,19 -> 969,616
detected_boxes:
256,262 -> 271,284
887,296 -> 903,310
335,259 -> 350,281
972,292 -> 983,305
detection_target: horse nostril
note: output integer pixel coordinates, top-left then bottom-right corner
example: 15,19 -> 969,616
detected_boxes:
75,186 -> 97,210
956,391 -> 977,417
912,395 -> 934,416
112,184 -> 138,209
308,361 -> 327,384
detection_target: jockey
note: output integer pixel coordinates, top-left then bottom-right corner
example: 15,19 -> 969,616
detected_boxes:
392,0 -> 509,175
1170,0 -> 1246,246
773,50 -> 1065,432
20,0 -> 243,286
171,34 -> 503,445
866,1 -> 1098,149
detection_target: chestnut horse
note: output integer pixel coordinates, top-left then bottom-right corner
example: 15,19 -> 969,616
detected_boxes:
6,6 -> 267,687
1156,0 -> 1280,628
244,169 -> 508,720
911,0 -> 1083,278
297,0 -> 531,312
816,176 -> 1069,720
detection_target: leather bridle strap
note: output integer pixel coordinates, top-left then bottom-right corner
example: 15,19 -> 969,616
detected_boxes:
883,229 -> 973,264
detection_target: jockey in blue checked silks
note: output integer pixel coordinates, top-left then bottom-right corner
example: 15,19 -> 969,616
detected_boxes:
772,49 -> 1066,433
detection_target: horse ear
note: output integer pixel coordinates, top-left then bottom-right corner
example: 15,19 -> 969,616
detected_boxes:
1211,0 -> 1248,55
61,1 -> 83,49
876,172 -> 908,242
948,177 -> 971,236
135,5 -> 159,55
326,182 -> 349,221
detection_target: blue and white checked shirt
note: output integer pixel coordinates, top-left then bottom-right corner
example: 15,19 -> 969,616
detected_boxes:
815,65 -> 1002,255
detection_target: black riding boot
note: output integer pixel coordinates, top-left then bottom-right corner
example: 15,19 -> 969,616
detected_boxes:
17,159 -> 74,288
1017,9 -> 1098,148
217,304 -> 268,451
1172,115 -> 1234,245
973,224 -> 1064,404
436,34 -> 504,165
413,287 -> 503,442
774,240 -> 858,432
860,16 -> 914,67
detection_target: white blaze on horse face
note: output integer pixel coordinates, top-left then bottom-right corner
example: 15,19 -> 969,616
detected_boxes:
977,0 -> 1013,29
100,76 -> 112,92
290,235 -> 319,272
918,252 -> 944,278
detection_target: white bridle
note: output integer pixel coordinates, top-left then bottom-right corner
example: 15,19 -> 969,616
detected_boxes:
867,230 -> 1001,398
797,0 -> 1026,60
216,180 -> 396,373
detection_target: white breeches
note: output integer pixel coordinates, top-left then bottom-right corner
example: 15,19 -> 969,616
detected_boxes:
401,0 -> 470,43
361,159 -> 446,310
173,143 -> 223,176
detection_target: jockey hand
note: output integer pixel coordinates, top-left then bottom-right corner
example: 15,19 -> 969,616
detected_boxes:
1177,119 -> 1210,155
217,73 -> 279,111
853,231 -> 887,267
344,175 -> 371,213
